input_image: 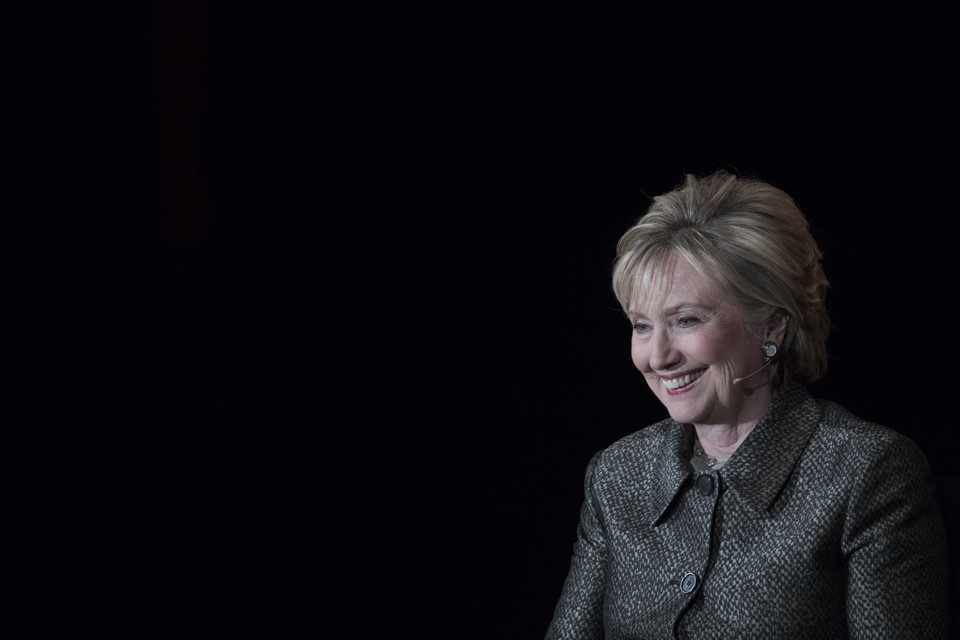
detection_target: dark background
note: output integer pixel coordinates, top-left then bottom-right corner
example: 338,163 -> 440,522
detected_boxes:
8,3 -> 958,637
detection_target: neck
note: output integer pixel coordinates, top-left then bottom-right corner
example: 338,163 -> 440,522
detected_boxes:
693,421 -> 758,459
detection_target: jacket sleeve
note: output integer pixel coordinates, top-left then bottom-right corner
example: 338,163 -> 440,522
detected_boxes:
545,452 -> 608,640
842,433 -> 952,639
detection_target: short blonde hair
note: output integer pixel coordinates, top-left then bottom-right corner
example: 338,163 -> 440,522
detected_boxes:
612,171 -> 830,383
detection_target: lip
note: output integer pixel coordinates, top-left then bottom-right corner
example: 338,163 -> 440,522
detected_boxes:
660,369 -> 705,395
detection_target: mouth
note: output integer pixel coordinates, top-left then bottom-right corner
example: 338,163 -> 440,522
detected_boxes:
661,370 -> 704,391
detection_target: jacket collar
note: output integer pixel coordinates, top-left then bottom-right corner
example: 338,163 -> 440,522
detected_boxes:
720,375 -> 822,513
648,375 -> 822,524
649,422 -> 696,526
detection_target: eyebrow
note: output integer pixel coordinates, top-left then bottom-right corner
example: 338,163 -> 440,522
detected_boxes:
628,302 -> 709,318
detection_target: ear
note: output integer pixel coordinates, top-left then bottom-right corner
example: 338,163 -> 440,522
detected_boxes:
766,314 -> 788,346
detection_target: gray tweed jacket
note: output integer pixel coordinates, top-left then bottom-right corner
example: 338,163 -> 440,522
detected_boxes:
546,377 -> 951,639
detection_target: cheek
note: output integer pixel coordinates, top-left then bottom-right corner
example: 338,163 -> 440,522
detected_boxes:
630,339 -> 648,372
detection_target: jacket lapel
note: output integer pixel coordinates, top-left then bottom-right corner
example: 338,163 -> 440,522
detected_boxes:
720,376 -> 823,514
649,422 -> 696,526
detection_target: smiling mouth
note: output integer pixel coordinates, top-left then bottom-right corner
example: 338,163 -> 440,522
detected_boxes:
661,370 -> 704,390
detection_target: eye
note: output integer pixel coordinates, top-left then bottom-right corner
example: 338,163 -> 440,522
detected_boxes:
676,315 -> 700,328
632,321 -> 651,334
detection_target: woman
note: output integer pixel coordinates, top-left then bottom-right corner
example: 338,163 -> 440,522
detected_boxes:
545,171 -> 951,639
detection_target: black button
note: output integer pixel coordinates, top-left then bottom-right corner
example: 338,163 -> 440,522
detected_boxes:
696,474 -> 714,496
680,572 -> 698,593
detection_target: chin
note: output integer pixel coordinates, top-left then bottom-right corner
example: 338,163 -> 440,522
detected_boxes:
663,405 -> 698,424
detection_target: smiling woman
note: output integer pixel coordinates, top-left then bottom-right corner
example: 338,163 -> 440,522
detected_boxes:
624,257 -> 784,435
544,171 -> 952,639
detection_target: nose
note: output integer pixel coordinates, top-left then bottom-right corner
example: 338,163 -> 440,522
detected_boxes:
648,329 -> 680,372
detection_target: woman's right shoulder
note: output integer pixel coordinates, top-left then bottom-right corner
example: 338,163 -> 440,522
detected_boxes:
589,418 -> 679,471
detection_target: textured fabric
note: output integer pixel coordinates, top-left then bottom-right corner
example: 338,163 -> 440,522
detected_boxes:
545,377 -> 952,639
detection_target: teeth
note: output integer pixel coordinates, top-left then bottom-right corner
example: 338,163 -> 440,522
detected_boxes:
662,371 -> 703,390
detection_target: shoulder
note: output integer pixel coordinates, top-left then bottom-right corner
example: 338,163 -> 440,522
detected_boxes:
814,400 -> 927,463
583,418 -> 688,493
593,419 -> 679,466
806,400 -> 935,495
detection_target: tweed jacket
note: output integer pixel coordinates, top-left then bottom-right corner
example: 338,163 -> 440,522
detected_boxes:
545,377 -> 951,639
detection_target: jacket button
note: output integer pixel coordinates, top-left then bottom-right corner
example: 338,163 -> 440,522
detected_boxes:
680,572 -> 699,593
696,474 -> 714,496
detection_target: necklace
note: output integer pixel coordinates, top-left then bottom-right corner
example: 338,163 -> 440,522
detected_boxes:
693,445 -> 727,468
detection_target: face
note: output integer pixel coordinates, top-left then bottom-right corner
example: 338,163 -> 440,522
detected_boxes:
627,257 -> 777,429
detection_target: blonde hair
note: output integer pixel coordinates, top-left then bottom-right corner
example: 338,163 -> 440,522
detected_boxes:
612,171 -> 830,383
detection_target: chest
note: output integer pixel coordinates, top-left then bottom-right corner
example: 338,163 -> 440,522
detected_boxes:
597,471 -> 848,638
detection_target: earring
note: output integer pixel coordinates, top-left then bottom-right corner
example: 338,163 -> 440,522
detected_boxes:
762,341 -> 778,361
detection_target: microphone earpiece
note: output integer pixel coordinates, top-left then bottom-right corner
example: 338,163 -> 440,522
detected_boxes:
733,341 -> 779,385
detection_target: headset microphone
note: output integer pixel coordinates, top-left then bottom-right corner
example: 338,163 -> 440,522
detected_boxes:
732,360 -> 772,385
732,341 -> 779,385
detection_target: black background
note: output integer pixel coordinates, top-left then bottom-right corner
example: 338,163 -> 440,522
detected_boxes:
8,3 -> 959,637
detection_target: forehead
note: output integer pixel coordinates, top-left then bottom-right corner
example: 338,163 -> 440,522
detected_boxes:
627,256 -> 725,317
